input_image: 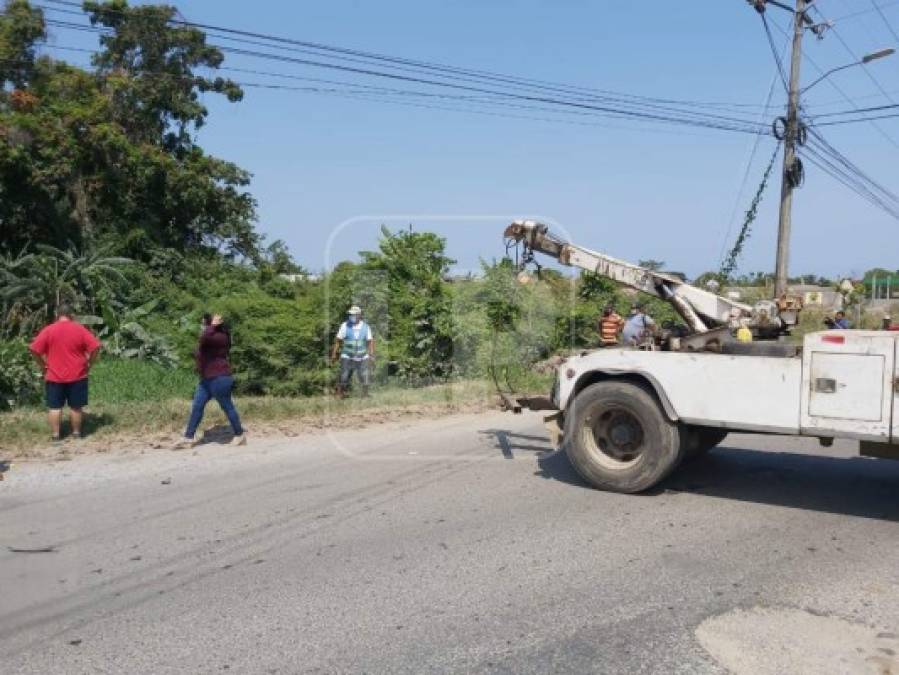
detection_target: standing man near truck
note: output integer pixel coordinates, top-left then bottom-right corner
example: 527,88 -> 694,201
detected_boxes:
599,305 -> 625,346
29,303 -> 101,442
622,303 -> 656,347
331,305 -> 375,398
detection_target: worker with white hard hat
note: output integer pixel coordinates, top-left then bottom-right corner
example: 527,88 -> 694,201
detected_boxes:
330,305 -> 375,398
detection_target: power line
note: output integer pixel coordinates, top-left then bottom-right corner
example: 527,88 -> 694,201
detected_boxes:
766,15 -> 899,149
813,109 -> 899,125
35,1 -> 777,116
801,143 -> 899,219
39,18 -> 770,136
760,12 -> 791,93
809,101 -> 899,118
868,0 -> 899,41
718,37 -> 788,265
831,0 -> 899,23
810,128 -> 899,203
811,4 -> 899,116
22,44 -> 765,138
799,126 -> 899,219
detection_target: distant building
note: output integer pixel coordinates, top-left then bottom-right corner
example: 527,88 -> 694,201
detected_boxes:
279,273 -> 322,283
788,284 -> 842,310
722,284 -> 843,310
864,273 -> 899,300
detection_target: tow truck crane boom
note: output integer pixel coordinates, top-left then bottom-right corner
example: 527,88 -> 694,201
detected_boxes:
504,220 -> 782,338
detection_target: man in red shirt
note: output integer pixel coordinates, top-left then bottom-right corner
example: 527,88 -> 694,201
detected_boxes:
29,304 -> 102,441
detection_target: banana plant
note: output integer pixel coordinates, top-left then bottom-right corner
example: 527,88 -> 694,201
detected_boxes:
89,298 -> 177,366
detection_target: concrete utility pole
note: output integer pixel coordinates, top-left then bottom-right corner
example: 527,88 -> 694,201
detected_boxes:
773,0 -> 806,298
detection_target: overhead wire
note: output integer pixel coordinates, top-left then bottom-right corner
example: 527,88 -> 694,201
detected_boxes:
832,0 -> 899,23
811,4 -> 899,119
718,26 -> 789,266
23,44 -> 764,138
760,11 -> 791,93
38,17 -> 771,136
868,0 -> 899,41
799,127 -> 899,219
34,1 -> 779,116
800,144 -> 899,219
766,15 -> 899,149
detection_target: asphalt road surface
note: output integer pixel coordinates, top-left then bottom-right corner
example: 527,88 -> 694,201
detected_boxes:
2,411 -> 898,674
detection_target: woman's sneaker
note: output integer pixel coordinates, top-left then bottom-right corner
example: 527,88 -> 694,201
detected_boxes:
172,437 -> 199,450
230,434 -> 247,447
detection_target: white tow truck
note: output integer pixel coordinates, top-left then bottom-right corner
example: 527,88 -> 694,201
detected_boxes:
502,220 -> 899,493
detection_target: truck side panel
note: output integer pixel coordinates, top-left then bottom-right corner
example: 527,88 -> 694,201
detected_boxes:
800,331 -> 896,442
559,350 -> 802,434
894,339 -> 898,443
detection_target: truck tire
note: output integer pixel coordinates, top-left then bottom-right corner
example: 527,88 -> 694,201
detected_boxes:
563,381 -> 681,493
680,426 -> 728,461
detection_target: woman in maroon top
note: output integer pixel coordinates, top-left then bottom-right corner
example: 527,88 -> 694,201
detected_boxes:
175,313 -> 245,448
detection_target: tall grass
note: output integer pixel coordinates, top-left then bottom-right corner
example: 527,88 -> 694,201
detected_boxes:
89,359 -> 196,403
0,361 -> 551,455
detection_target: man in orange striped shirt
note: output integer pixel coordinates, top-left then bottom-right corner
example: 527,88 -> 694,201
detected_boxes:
599,305 -> 624,347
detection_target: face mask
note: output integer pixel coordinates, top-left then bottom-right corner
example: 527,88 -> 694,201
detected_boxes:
348,315 -> 357,325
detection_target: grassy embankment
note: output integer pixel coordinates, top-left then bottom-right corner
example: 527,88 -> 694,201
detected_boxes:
0,359 -> 552,457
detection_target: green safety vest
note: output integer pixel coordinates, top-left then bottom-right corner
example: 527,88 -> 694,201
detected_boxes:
341,321 -> 369,358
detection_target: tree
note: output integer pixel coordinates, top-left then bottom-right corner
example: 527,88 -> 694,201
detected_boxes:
577,270 -> 617,301
693,271 -> 724,289
0,1 -> 259,257
360,227 -> 457,380
638,259 -> 665,272
0,0 -> 45,89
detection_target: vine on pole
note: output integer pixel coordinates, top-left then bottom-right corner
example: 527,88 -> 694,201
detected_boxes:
720,141 -> 782,280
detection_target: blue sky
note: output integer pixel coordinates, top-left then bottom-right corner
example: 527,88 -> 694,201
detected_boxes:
40,0 -> 899,279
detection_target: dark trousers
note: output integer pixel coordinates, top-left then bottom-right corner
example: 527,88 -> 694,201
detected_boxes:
185,375 -> 243,438
339,359 -> 370,389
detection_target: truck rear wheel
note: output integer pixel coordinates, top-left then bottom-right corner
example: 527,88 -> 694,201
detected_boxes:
563,381 -> 681,493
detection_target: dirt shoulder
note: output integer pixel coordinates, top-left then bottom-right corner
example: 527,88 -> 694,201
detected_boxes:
0,382 -> 498,463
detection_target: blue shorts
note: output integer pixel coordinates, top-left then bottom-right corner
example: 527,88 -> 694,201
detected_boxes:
46,379 -> 89,409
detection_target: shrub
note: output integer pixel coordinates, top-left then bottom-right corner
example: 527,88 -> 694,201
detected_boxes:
0,340 -> 42,409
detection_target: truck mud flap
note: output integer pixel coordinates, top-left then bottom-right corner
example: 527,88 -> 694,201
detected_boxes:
544,411 -> 563,450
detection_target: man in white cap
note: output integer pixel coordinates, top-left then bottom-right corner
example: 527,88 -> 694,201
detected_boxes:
331,305 -> 375,398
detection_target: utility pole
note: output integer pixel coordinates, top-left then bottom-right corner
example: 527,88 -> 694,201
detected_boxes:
773,0 -> 806,298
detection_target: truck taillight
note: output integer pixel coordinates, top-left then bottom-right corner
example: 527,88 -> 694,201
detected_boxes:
822,335 -> 845,344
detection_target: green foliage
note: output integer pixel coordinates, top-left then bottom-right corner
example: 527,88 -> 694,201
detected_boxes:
719,141 -> 780,280
0,339 -> 41,409
0,0 -> 45,88
578,270 -> 617,301
358,227 -> 457,382
637,259 -> 665,272
94,298 -> 178,366
0,0 -> 257,257
480,258 -> 522,329
89,357 -> 194,403
0,244 -> 133,338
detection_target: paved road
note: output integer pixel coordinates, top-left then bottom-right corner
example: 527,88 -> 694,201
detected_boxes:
2,411 -> 898,674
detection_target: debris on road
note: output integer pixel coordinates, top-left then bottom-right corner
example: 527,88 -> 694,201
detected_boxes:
8,545 -> 57,554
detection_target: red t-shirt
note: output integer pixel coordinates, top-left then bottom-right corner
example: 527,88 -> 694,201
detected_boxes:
29,320 -> 102,383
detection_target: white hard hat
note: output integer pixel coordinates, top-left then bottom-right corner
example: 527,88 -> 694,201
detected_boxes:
348,305 -> 362,315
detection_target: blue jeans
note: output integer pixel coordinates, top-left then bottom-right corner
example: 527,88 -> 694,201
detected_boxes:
185,375 -> 243,439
